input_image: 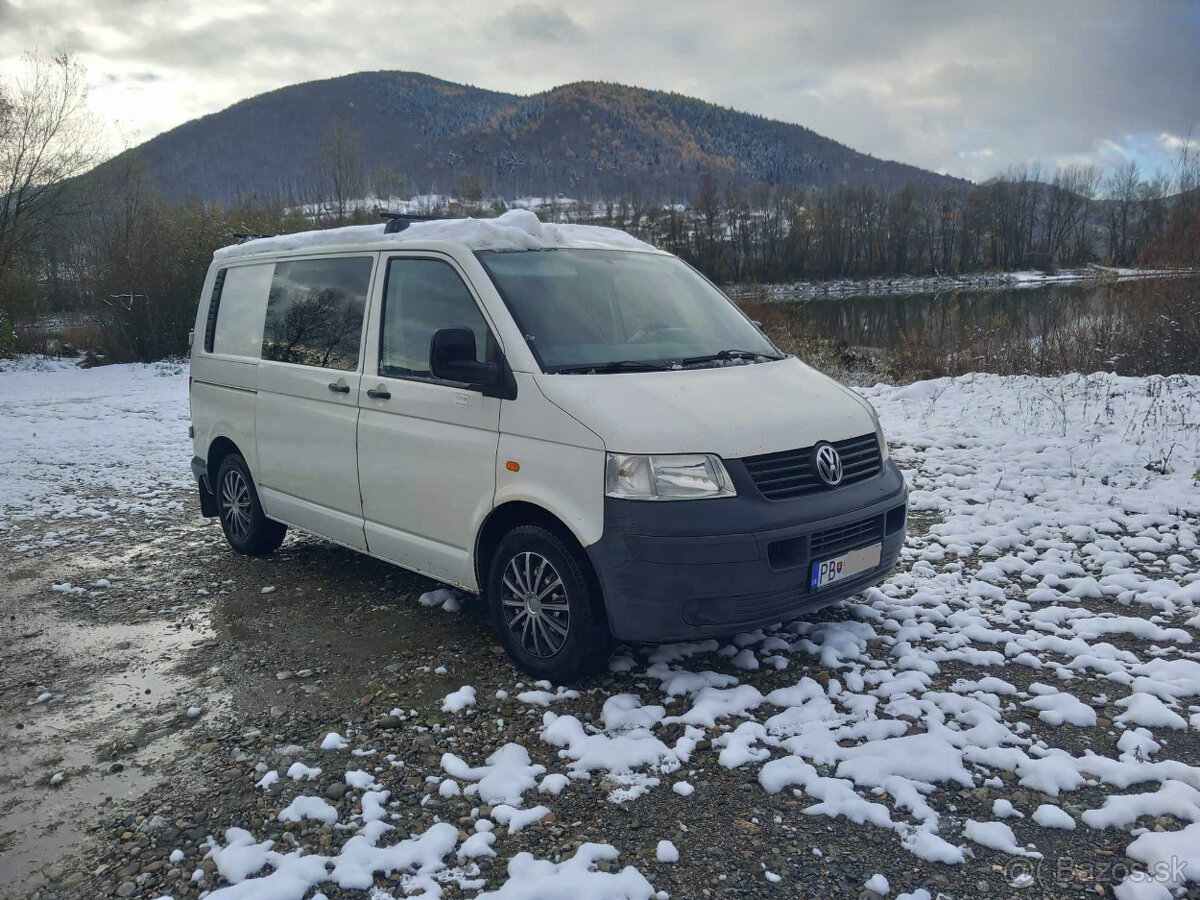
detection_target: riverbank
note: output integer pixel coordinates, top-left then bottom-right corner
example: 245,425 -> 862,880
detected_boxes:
738,274 -> 1200,385
726,265 -> 1200,301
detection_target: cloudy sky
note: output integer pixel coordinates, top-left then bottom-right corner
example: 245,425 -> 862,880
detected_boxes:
3,0 -> 1198,182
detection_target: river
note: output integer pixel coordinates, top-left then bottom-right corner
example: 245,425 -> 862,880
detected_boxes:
742,275 -> 1200,378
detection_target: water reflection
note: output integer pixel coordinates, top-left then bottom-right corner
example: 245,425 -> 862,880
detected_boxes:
746,277 -> 1200,378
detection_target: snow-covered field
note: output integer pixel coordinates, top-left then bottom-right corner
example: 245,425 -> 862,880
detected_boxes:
0,358 -> 191,529
3,362 -> 1200,899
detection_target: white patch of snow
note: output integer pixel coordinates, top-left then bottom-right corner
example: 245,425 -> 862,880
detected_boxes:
864,873 -> 890,895
1032,804 -> 1076,830
441,743 -> 546,807
320,732 -> 348,751
214,209 -> 656,262
277,796 -> 339,825
441,685 -> 477,713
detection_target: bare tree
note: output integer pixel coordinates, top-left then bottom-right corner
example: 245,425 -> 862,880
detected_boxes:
1042,166 -> 1098,267
0,52 -> 96,286
371,166 -> 406,204
693,173 -> 722,274
310,117 -> 364,225
1064,165 -> 1101,265
1105,160 -> 1141,265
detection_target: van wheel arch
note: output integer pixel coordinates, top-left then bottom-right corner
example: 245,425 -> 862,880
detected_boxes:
474,502 -> 604,617
206,436 -> 245,489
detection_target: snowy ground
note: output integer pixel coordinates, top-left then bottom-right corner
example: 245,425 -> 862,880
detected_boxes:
2,362 -> 1200,900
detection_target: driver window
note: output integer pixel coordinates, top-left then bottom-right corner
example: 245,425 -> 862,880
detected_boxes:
381,258 -> 490,379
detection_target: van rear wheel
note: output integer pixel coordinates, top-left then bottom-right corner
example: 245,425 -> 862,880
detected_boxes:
487,525 -> 610,681
215,454 -> 287,555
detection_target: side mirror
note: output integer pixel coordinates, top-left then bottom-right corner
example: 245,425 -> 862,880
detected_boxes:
429,327 -> 499,388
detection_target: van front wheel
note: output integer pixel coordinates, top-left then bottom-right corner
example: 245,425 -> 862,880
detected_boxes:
487,525 -> 610,681
215,454 -> 287,555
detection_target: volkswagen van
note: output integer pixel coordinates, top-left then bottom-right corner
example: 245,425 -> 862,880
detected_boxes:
189,210 -> 907,679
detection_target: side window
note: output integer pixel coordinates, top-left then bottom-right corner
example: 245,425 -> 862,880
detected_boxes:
261,257 -> 372,370
381,258 -> 489,379
211,263 -> 274,359
202,268 -> 226,353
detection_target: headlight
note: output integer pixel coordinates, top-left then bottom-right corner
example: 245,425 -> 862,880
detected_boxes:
605,453 -> 736,501
871,409 -> 890,461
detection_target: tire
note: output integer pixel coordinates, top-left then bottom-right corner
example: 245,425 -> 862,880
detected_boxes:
486,524 -> 611,682
215,453 -> 287,556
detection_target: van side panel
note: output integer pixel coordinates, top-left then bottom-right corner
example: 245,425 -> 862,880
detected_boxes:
490,372 -> 607,549
356,251 -> 503,591
190,262 -> 274,477
190,376 -> 258,470
252,254 -> 376,551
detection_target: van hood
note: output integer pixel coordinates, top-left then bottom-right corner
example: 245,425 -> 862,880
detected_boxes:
533,357 -> 878,458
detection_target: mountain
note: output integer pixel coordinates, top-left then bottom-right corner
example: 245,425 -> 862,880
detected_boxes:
88,71 -> 964,205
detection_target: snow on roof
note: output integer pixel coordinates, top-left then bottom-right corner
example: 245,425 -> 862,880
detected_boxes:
213,209 -> 656,261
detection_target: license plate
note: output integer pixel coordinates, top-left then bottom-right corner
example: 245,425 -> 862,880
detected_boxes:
811,543 -> 882,590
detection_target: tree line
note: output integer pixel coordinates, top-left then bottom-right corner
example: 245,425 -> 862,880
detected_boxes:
2,53 -> 1198,362
595,160 -> 1200,285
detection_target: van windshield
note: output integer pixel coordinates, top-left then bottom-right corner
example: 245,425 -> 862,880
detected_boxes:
476,249 -> 781,373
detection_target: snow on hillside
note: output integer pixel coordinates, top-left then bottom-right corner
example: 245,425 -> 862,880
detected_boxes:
2,363 -> 1199,898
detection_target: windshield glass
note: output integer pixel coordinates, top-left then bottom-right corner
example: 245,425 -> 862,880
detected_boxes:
476,249 -> 780,372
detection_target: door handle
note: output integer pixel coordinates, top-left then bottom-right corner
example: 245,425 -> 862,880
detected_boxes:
327,380 -> 350,394
366,386 -> 391,400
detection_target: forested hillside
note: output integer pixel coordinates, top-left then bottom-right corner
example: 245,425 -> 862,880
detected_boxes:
81,72 -> 961,204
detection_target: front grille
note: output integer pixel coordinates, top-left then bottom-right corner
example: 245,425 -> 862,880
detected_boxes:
743,433 -> 882,500
809,514 -> 884,559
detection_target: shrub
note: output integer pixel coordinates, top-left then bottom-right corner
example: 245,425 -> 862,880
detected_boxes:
0,311 -> 17,359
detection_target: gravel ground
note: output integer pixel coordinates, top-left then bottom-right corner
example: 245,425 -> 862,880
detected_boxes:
2,496 -> 1197,900
3,363 -> 1199,900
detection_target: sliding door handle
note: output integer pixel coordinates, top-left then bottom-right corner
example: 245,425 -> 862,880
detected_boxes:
366,386 -> 391,400
327,379 -> 350,394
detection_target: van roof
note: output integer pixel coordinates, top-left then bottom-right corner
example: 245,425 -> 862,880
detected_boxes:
213,209 -> 659,262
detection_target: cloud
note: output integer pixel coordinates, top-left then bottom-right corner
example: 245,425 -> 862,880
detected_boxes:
493,4 -> 582,42
1158,132 -> 1191,152
2,0 -> 1196,182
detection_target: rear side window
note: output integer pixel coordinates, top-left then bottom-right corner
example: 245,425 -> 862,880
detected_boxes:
210,263 -> 274,359
202,269 -> 227,353
262,257 -> 372,370
380,258 -> 489,379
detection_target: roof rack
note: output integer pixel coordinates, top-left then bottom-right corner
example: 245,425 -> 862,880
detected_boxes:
232,232 -> 275,244
380,212 -> 449,234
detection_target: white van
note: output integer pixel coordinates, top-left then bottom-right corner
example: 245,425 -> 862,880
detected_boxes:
189,210 -> 906,680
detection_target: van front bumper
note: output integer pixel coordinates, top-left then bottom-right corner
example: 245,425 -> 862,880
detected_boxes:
586,457 -> 907,644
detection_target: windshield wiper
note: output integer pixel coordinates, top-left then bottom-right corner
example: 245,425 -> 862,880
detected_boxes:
678,349 -> 782,366
556,360 -> 672,374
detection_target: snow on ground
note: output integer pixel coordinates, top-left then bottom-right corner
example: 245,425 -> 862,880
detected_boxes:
0,359 -> 191,530
3,363 -> 1200,898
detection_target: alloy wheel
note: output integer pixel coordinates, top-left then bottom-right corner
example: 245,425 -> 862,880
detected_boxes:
220,468 -> 252,541
500,551 -> 570,658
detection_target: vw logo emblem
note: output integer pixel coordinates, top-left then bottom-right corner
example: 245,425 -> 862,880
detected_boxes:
814,443 -> 843,486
